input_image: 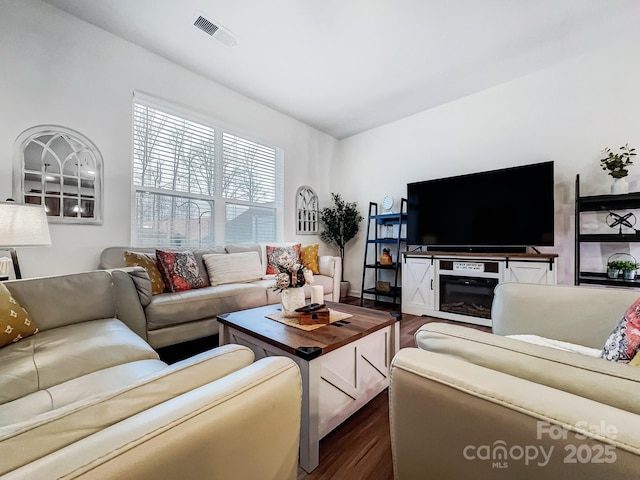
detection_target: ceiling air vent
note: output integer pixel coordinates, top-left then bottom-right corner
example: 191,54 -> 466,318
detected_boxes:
193,14 -> 239,47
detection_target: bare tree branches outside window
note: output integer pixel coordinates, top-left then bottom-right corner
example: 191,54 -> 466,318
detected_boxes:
132,100 -> 281,247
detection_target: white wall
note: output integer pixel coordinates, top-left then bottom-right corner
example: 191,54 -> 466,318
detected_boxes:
0,0 -> 337,277
333,31 -> 640,288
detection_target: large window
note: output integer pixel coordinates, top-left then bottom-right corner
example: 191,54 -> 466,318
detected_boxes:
132,96 -> 283,247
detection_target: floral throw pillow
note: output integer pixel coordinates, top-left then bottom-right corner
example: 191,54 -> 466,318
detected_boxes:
601,297 -> 640,362
155,250 -> 207,293
265,244 -> 301,275
0,283 -> 38,348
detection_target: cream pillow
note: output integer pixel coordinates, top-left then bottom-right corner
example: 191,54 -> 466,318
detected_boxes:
204,252 -> 264,286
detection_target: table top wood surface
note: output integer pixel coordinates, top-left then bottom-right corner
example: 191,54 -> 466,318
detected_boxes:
217,302 -> 398,360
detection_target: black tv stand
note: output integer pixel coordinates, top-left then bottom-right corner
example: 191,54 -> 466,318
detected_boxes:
425,246 -> 526,254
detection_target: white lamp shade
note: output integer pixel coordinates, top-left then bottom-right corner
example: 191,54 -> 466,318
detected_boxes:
0,202 -> 51,247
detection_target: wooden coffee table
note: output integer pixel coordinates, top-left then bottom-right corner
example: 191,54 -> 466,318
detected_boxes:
217,302 -> 399,473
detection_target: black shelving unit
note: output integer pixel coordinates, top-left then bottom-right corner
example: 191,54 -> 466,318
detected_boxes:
360,198 -> 407,308
575,174 -> 640,286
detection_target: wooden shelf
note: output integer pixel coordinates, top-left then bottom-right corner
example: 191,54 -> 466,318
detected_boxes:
578,233 -> 640,242
367,238 -> 408,244
575,175 -> 640,288
370,212 -> 408,225
362,286 -> 401,298
578,272 -> 640,288
578,192 -> 640,212
364,263 -> 398,270
361,199 -> 407,309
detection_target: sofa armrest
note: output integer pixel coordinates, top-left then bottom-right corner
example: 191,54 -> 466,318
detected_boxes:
0,344 -> 255,475
415,323 -> 640,414
492,283 -> 640,348
107,268 -> 150,340
390,348 -> 640,479
2,356 -> 301,480
319,256 -> 341,302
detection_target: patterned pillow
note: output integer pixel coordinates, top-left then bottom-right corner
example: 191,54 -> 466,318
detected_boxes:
124,251 -> 165,295
265,244 -> 301,275
301,244 -> 319,274
155,250 -> 207,293
0,283 -> 38,348
601,297 -> 640,362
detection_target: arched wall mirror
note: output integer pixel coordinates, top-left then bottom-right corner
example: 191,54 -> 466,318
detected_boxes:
13,126 -> 103,224
296,185 -> 318,234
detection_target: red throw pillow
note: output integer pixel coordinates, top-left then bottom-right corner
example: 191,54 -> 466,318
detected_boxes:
155,250 -> 207,293
265,244 -> 301,275
601,297 -> 640,362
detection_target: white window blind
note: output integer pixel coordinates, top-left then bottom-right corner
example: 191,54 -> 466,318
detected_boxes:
132,97 -> 282,247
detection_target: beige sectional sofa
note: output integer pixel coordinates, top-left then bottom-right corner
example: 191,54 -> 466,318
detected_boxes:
390,282 -> 640,479
0,269 -> 302,479
100,243 -> 342,348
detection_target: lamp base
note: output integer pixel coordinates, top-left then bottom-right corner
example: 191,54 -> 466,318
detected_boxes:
8,248 -> 21,280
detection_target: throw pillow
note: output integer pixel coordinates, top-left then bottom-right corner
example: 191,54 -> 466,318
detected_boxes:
300,244 -> 320,274
265,244 -> 301,275
203,252 -> 264,286
155,250 -> 207,293
601,297 -> 640,362
0,283 -> 38,348
630,350 -> 640,367
124,251 -> 165,295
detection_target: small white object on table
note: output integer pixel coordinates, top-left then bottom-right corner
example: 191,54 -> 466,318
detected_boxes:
311,285 -> 324,304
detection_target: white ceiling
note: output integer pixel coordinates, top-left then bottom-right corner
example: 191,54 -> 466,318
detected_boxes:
41,0 -> 640,139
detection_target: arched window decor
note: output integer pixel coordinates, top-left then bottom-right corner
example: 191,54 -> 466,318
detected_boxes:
296,185 -> 319,234
13,126 -> 103,224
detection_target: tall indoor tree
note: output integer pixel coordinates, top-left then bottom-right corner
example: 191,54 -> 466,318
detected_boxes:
320,193 -> 364,283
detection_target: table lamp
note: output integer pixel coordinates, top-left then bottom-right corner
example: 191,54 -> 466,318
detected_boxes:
0,202 -> 51,279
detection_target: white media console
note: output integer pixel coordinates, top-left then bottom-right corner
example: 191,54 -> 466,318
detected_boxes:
401,251 -> 558,327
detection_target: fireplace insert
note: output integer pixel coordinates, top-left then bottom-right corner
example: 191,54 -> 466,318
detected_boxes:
439,275 -> 499,320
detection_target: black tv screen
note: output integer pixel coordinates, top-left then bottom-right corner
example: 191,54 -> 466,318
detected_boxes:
407,161 -> 554,249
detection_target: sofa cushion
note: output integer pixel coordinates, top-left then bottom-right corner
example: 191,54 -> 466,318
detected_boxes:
300,244 -> 319,274
156,250 -> 207,292
204,252 -> 263,286
416,322 -> 640,415
0,359 -> 167,427
0,318 -> 158,405
144,284 -> 267,329
0,282 -> 38,348
265,244 -> 301,274
602,296 -> 640,362
124,251 -> 165,295
5,271 -> 116,332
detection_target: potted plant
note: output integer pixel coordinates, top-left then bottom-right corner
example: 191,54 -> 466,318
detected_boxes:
607,260 -> 625,278
619,260 -> 640,280
320,193 -> 364,298
600,143 -> 637,194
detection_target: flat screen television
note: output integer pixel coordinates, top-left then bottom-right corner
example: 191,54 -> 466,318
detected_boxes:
407,161 -> 554,251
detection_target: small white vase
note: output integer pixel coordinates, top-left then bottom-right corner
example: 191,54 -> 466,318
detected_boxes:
281,287 -> 306,317
611,177 -> 629,194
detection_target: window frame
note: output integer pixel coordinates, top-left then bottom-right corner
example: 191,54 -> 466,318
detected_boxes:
131,92 -> 284,247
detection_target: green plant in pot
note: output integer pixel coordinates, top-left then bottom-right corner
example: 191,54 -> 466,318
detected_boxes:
619,260 -> 640,280
600,143 -> 636,194
607,260 -> 625,278
320,193 -> 364,298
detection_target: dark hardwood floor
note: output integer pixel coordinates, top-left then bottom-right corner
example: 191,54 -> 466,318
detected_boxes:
296,296 -> 489,480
